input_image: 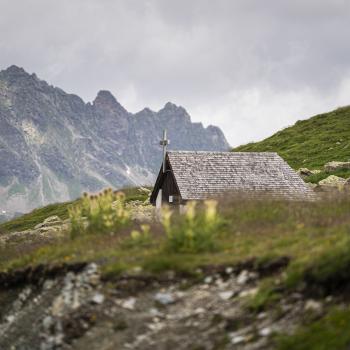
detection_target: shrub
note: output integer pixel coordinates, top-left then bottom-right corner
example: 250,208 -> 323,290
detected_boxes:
68,189 -> 130,239
162,200 -> 223,253
122,224 -> 152,248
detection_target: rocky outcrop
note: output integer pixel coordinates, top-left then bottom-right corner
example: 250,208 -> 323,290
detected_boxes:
318,175 -> 347,187
315,175 -> 347,193
324,161 -> 350,172
297,168 -> 321,177
0,65 -> 230,215
0,258 -> 300,350
0,256 -> 338,350
0,215 -> 70,247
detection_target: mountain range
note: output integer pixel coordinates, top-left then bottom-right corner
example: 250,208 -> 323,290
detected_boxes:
0,65 -> 229,215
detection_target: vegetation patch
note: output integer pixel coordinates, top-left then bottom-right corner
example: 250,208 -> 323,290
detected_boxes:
233,106 -> 350,169
69,189 -> 130,238
162,200 -> 223,253
275,307 -> 350,350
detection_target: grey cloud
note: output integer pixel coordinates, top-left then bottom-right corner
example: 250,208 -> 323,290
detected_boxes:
0,0 -> 350,145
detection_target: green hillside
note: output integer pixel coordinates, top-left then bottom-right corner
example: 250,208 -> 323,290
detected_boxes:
233,106 -> 350,169
0,186 -> 150,234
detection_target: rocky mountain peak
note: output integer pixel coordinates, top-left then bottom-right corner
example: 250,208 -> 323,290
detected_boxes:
2,65 -> 27,76
163,101 -> 181,111
159,102 -> 190,123
0,65 -> 43,90
93,90 -> 127,115
136,107 -> 154,117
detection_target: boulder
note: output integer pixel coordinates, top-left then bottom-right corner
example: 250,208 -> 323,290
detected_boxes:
35,216 -> 63,229
297,168 -> 321,177
307,183 -> 318,190
43,215 -> 62,224
324,161 -> 350,172
318,175 -> 346,188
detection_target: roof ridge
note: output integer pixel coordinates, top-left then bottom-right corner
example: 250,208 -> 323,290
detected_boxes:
167,150 -> 279,155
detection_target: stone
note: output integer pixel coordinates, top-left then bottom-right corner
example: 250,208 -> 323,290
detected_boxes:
92,293 -> 105,304
52,296 -> 65,316
237,270 -> 249,285
225,267 -> 234,275
148,322 -> 164,331
43,280 -> 54,290
218,291 -> 234,300
44,215 -> 61,223
297,168 -> 321,177
324,161 -> 350,172
6,315 -> 15,323
231,335 -> 246,344
42,316 -> 53,330
318,175 -> 346,188
154,292 -> 176,305
239,288 -> 258,298
204,276 -> 213,284
194,307 -> 206,315
259,327 -> 272,337
304,299 -> 323,313
149,308 -> 163,317
119,297 -> 136,310
34,222 -> 45,230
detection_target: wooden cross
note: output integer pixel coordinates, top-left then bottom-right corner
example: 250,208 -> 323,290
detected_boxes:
159,129 -> 170,173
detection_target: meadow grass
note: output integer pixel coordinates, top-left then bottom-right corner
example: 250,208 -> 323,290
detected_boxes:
275,307 -> 350,350
1,190 -> 350,349
1,193 -> 349,290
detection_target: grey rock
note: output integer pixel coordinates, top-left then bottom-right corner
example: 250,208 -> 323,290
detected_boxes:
204,276 -> 213,284
43,216 -> 62,224
5,315 -> 15,323
118,297 -> 137,310
225,267 -> 234,275
237,270 -> 250,285
91,293 -> 105,304
318,175 -> 346,188
231,335 -> 246,344
218,291 -> 234,300
304,299 -> 323,313
259,327 -> 272,337
324,161 -> 350,172
297,168 -> 321,177
154,292 -> 176,305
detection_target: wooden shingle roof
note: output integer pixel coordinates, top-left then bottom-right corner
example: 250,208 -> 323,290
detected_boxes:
166,151 -> 315,201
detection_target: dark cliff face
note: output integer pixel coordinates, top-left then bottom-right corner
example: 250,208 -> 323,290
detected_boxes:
0,65 -> 230,213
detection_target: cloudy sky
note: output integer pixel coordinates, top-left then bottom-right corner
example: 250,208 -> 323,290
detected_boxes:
1,0 -> 350,146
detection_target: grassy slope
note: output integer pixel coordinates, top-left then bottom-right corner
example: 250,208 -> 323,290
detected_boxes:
0,201 -> 74,234
0,186 -> 150,234
233,106 -> 350,169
